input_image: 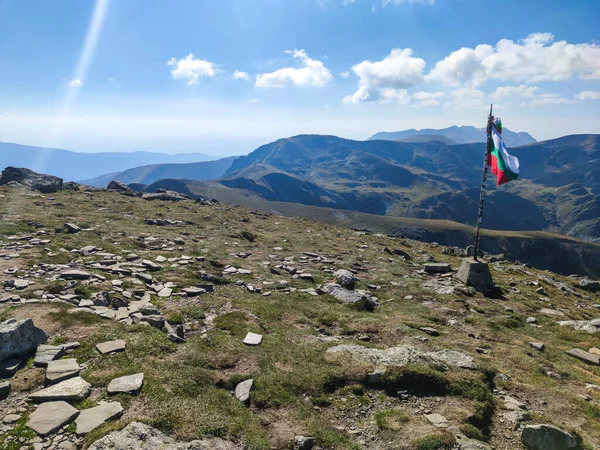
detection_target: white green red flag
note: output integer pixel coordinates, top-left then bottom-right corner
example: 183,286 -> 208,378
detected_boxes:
488,124 -> 519,185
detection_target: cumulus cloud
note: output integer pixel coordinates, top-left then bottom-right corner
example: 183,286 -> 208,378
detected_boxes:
167,54 -> 218,85
344,48 -> 425,102
576,91 -> 600,100
233,70 -> 249,80
447,87 -> 486,108
412,91 -> 444,106
255,49 -> 333,88
490,85 -> 540,99
428,33 -> 600,86
489,85 -> 569,106
340,70 -> 350,78
67,79 -> 83,87
530,93 -> 569,106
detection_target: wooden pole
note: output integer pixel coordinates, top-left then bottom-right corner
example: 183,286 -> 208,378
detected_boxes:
473,104 -> 494,261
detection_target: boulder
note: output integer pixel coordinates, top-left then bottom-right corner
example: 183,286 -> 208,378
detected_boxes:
0,167 -> 63,193
559,319 -> 600,334
0,318 -> 47,362
334,269 -> 358,289
423,263 -> 452,274
234,379 -> 253,403
88,421 -> 241,449
521,424 -> 577,450
26,401 -> 79,437
107,180 -> 133,192
566,348 -> 600,365
321,283 -> 378,311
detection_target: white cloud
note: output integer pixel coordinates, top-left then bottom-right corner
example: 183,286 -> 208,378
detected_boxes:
108,77 -> 115,82
490,85 -> 539,100
428,33 -> 600,86
255,49 -> 333,88
0,112 -> 10,117
167,54 -> 218,85
447,87 -> 486,108
530,93 -> 569,106
343,86 -> 410,104
344,48 -> 425,102
67,79 -> 83,87
412,91 -> 444,106
489,85 -> 569,106
340,70 -> 350,78
576,91 -> 600,100
249,98 -> 260,103
233,70 -> 249,80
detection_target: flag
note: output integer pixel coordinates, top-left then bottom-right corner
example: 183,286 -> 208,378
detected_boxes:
488,124 -> 519,185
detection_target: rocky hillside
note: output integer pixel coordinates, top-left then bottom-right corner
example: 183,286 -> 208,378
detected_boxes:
0,176 -> 599,450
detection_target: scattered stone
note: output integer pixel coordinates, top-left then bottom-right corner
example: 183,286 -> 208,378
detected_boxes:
425,413 -> 448,428
96,340 -> 126,355
526,317 -> 537,324
530,342 -> 545,351
30,376 -> 91,402
243,332 -> 263,346
539,308 -> 566,318
423,263 -> 451,274
26,401 -> 79,437
521,424 -> 577,450
3,413 -> 20,424
320,283 -> 378,311
0,318 -> 48,362
87,422 -> 241,450
60,270 -> 90,280
182,287 -> 205,296
46,358 -> 81,384
235,379 -> 253,403
107,373 -> 144,395
64,223 -> 81,233
294,436 -> 316,450
558,319 -> 600,334
157,287 -> 172,298
140,315 -> 165,328
141,260 -> 162,271
419,327 -> 439,336
579,278 -> 600,293
428,349 -> 479,370
334,269 -> 358,289
566,348 -> 600,365
75,402 -> 124,436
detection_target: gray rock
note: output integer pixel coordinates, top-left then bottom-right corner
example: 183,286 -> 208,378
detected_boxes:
183,287 -> 206,296
46,358 -> 81,384
59,270 -> 90,280
107,180 -> 133,192
64,223 -> 81,233
75,402 -> 123,436
234,379 -> 253,403
521,424 -> 577,450
566,348 -> 600,365
456,258 -> 494,290
0,380 -> 10,396
419,327 -> 439,336
142,191 -> 190,201
294,436 -> 316,450
428,349 -> 479,370
456,434 -> 492,449
96,340 -> 126,355
425,413 -> 448,428
26,401 -> 79,437
0,167 -> 63,193
539,308 -> 566,318
3,413 -> 21,424
157,287 -> 172,298
29,376 -> 91,402
0,318 -> 47,362
142,260 -> 163,271
579,278 -> 600,293
423,263 -> 451,274
530,342 -> 545,351
321,283 -> 377,311
140,315 -> 165,328
34,345 -> 65,367
334,269 -> 358,289
559,319 -> 600,334
526,317 -> 537,324
328,344 -> 445,371
0,358 -> 24,376
107,373 -> 144,395
243,332 -> 263,346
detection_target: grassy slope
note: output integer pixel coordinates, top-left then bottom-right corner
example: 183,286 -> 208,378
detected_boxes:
1,186 -> 599,450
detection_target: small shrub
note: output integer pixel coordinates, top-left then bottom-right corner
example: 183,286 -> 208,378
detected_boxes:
412,432 -> 456,450
375,408 -> 409,431
75,284 -> 93,299
318,312 -> 337,327
238,230 -> 257,242
47,280 -> 66,294
165,310 -> 184,325
459,423 -> 484,441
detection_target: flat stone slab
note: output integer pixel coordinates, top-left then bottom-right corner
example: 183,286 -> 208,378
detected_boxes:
26,401 -> 79,436
34,344 -> 65,367
75,402 -> 123,436
157,287 -> 172,298
183,287 -> 205,296
59,270 -> 90,280
423,263 -> 451,274
243,332 -> 263,346
235,379 -> 253,402
566,348 -> 600,365
46,358 -> 81,384
425,413 -> 448,428
96,339 -> 126,355
0,358 -> 25,376
107,373 -> 144,395
30,376 -> 91,403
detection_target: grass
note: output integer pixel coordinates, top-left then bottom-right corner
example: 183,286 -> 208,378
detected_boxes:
0,416 -> 37,450
459,423 -> 485,441
412,432 -> 456,450
375,408 -> 409,431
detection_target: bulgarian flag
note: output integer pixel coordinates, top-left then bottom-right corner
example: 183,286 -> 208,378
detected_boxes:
488,124 -> 519,185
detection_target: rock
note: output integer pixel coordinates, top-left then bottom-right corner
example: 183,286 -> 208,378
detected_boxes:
26,401 -> 79,437
142,191 -> 190,201
107,180 -> 133,192
456,258 -> 494,290
34,345 -> 65,367
521,424 -> 577,450
141,315 -> 165,328
0,318 -> 47,362
419,327 -> 439,336
243,332 -> 263,346
3,413 -> 21,424
235,379 -> 253,402
294,436 -> 316,450
0,358 -> 24,376
558,319 -> 600,334
321,283 -> 378,311
135,273 -> 153,283
0,380 -> 10,396
589,347 -> 600,356
87,422 -> 241,449
530,342 -> 545,351
75,402 -> 123,436
157,288 -> 172,298
502,394 -> 527,411
182,287 -> 205,296
456,435 -> 492,450
423,263 -> 451,273
64,223 -> 81,233
142,260 -> 163,271
107,373 -> 144,395
30,376 -> 91,402
428,349 -> 479,370
566,348 -> 600,365
539,308 -> 566,318
334,269 -> 358,289
579,278 -> 600,293
96,340 -> 126,355
46,358 -> 81,384
425,413 -> 448,428
59,270 -> 90,280
526,317 -> 537,324
0,167 -> 63,193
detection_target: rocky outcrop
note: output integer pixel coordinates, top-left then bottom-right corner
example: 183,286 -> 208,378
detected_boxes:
88,422 -> 241,450
0,318 -> 48,362
0,167 -> 63,193
319,283 -> 378,311
559,319 -> 600,334
142,190 -> 191,201
107,180 -> 133,192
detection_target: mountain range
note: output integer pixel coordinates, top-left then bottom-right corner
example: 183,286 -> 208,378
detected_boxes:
0,141 -> 218,182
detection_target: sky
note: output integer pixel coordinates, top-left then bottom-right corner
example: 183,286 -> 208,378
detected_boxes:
0,0 -> 599,156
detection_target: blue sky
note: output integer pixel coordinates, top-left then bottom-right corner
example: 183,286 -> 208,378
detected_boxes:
0,0 -> 599,155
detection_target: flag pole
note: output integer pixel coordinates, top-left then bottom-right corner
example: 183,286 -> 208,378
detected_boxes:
473,104 -> 494,261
